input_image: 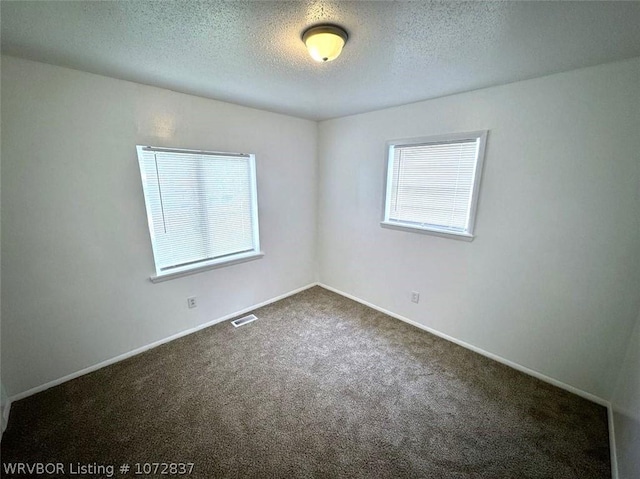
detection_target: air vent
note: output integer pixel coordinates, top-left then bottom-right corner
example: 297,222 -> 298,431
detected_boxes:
231,314 -> 258,328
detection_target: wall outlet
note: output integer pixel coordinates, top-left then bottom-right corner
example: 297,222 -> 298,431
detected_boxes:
411,291 -> 420,304
187,296 -> 197,309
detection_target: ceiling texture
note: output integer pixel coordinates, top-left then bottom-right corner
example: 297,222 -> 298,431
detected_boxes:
2,1 -> 640,120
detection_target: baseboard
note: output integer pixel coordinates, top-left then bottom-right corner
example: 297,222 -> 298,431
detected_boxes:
608,405 -> 619,479
317,282 -> 609,407
319,283 -> 623,476
8,280 -> 620,475
0,397 -> 11,442
10,282 -> 319,402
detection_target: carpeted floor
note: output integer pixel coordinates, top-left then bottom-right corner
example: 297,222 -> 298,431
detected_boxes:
1,286 -> 610,478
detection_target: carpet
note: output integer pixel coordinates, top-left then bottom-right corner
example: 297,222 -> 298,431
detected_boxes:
1,286 -> 610,478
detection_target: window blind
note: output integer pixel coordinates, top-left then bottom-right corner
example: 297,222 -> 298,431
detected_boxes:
387,138 -> 481,234
137,146 -> 259,276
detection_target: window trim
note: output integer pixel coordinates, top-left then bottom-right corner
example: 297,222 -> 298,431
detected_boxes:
380,130 -> 488,240
149,251 -> 264,283
137,145 -> 262,282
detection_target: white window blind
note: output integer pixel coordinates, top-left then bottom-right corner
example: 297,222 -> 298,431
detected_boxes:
136,146 -> 260,279
382,131 -> 487,239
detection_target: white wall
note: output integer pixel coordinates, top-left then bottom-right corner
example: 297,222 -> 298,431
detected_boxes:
2,52 -> 639,408
318,58 -> 640,400
612,309 -> 640,479
1,56 -> 318,397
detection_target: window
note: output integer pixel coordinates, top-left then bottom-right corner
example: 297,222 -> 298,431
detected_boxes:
136,146 -> 261,282
381,131 -> 487,240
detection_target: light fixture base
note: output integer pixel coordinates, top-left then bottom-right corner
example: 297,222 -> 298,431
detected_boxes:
302,24 -> 349,62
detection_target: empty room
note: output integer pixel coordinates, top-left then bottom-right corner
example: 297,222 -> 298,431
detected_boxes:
1,1 -> 639,478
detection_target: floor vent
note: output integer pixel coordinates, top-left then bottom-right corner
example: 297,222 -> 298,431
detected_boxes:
231,314 -> 258,328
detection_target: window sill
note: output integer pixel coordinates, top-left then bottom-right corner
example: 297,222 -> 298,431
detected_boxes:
149,251 -> 265,283
380,221 -> 474,242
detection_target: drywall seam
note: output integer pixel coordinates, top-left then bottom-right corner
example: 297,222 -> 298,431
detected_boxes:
317,282 -> 609,406
10,282 -> 318,402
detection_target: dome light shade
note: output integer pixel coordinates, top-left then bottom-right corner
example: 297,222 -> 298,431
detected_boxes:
302,24 -> 348,63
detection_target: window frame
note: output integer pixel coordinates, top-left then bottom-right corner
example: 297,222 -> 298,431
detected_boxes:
136,145 -> 262,283
380,131 -> 488,241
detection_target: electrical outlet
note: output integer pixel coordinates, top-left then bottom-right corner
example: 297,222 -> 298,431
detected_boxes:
187,296 -> 197,309
411,291 -> 420,304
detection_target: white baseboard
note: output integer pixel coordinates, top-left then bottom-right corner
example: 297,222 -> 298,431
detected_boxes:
317,282 -> 609,407
317,283 -> 620,475
8,280 -> 619,477
10,282 -> 318,402
318,282 -> 620,476
0,397 -> 11,442
608,405 -> 619,479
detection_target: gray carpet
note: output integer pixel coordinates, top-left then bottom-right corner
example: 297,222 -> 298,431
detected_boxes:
1,286 -> 610,478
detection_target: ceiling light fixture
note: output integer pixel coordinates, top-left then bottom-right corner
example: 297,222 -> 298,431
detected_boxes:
302,24 -> 348,63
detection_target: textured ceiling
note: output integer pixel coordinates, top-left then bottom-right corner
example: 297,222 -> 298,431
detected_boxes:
2,1 -> 640,120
